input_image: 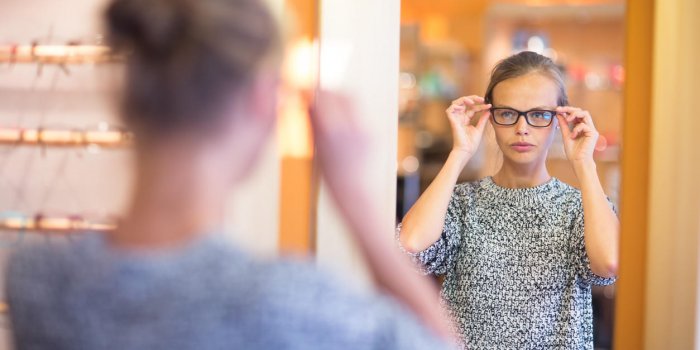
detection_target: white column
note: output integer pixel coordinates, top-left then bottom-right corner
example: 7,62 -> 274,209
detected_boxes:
315,0 -> 400,290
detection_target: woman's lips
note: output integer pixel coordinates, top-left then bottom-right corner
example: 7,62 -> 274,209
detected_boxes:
510,142 -> 534,152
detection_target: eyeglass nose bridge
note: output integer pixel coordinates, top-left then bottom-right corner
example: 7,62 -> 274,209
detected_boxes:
502,110 -> 531,127
512,112 -> 532,132
513,111 -> 530,124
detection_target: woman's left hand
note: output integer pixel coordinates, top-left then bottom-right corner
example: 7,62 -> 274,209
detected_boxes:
556,106 -> 599,164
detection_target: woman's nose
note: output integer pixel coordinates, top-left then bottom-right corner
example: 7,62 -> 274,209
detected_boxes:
515,115 -> 530,135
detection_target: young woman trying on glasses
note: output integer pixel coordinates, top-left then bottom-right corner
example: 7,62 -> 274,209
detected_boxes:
397,51 -> 619,349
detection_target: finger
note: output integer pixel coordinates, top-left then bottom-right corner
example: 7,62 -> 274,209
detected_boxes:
460,104 -> 490,123
564,110 -> 590,124
558,107 -> 595,124
467,103 -> 491,114
559,112 -> 582,124
571,122 -> 594,139
469,95 -> 486,103
569,112 -> 596,134
472,103 -> 492,110
556,110 -> 573,123
474,110 -> 490,131
556,106 -> 582,114
452,96 -> 473,106
445,105 -> 465,116
556,114 -> 572,140
581,110 -> 596,129
452,95 -> 486,108
461,95 -> 485,104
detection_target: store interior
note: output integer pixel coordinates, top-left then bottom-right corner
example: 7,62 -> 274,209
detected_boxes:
1,0 -> 699,348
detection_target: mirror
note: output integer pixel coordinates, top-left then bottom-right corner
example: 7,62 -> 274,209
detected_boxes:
397,1 -> 624,348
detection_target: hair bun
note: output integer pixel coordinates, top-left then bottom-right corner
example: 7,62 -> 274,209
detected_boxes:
106,0 -> 188,58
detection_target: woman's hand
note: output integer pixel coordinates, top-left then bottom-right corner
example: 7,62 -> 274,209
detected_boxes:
556,106 -> 599,165
446,95 -> 491,158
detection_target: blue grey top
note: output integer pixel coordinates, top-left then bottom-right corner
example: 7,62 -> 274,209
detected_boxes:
397,177 -> 616,350
7,233 -> 451,350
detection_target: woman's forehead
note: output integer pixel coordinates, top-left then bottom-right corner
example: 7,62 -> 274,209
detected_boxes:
492,73 -> 559,108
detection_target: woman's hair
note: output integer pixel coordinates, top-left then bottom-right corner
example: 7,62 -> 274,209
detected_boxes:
484,51 -> 568,107
105,0 -> 278,136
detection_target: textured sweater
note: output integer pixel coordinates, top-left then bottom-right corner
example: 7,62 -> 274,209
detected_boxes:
7,233 -> 450,350
397,177 -> 616,349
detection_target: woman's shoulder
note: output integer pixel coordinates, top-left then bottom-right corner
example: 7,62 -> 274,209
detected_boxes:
453,178 -> 485,197
8,233 -> 101,276
553,178 -> 583,200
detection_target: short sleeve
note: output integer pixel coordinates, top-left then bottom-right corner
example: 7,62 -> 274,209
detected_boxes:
571,197 -> 618,286
396,183 -> 470,275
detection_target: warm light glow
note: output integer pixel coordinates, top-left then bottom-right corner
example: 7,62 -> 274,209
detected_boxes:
84,130 -> 127,144
0,217 -> 26,230
37,129 -> 83,144
0,128 -> 21,142
283,38 -> 318,91
401,156 -> 420,173
278,38 -> 317,158
422,15 -> 450,42
0,213 -> 117,232
527,35 -> 546,54
0,126 -> 131,147
278,92 -> 313,158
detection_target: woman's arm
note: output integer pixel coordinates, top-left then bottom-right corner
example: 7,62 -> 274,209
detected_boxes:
557,107 -> 619,278
574,160 -> 619,278
310,91 -> 454,341
400,96 -> 491,253
399,151 -> 469,253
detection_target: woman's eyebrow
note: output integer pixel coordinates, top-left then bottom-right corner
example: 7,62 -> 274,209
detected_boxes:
491,105 -> 555,110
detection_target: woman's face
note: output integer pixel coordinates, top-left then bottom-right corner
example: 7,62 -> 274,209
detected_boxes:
490,72 -> 560,166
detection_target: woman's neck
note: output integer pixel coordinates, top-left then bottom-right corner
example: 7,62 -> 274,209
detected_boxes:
492,160 -> 551,189
110,142 -> 229,250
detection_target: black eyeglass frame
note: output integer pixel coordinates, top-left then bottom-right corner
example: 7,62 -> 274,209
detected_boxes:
489,107 -> 558,128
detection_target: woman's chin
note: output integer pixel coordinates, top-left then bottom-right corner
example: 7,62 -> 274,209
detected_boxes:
503,151 -> 542,165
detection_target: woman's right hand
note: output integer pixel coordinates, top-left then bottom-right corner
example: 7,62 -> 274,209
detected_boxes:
446,95 -> 491,158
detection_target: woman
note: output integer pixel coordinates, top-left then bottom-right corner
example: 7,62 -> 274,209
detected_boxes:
6,0 -> 452,348
397,51 -> 619,349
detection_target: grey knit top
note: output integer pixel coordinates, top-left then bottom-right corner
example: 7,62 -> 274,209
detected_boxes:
7,233 -> 451,350
397,177 -> 616,350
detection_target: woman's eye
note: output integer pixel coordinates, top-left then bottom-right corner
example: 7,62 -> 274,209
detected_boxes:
531,111 -> 553,120
500,111 -> 516,118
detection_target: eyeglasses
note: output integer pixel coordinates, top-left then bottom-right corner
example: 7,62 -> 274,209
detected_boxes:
490,107 -> 557,127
